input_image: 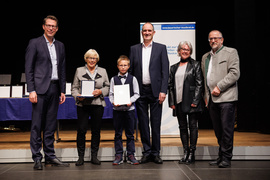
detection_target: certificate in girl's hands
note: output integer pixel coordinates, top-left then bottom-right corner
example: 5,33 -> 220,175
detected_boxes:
114,84 -> 130,105
78,80 -> 95,98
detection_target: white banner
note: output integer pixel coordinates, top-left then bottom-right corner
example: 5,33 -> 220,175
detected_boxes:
140,22 -> 196,135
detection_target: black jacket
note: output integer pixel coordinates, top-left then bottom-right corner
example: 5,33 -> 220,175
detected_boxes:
168,57 -> 204,116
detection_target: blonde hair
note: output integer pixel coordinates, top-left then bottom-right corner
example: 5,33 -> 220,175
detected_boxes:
84,49 -> 100,62
117,55 -> 130,65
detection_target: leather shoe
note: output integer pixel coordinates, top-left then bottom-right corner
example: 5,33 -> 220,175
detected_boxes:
139,155 -> 151,164
33,159 -> 43,170
209,157 -> 222,166
218,160 -> 231,168
45,157 -> 70,167
153,155 -> 163,164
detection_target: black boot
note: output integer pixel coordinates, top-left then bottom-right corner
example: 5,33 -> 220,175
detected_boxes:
179,149 -> 190,164
91,155 -> 101,165
75,156 -> 84,166
186,149 -> 195,164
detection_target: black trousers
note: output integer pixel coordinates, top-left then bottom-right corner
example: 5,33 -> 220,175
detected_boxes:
209,98 -> 236,161
175,103 -> 199,151
76,105 -> 104,157
136,84 -> 162,156
30,81 -> 60,161
113,110 -> 135,156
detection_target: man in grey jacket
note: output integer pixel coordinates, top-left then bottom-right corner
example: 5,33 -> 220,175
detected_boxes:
201,30 -> 240,168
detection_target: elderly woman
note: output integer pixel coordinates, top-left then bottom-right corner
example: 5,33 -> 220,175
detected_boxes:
71,49 -> 110,166
168,41 -> 204,164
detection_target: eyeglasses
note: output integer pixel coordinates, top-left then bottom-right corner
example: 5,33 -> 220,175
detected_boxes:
86,57 -> 98,61
180,48 -> 190,52
118,64 -> 129,68
208,37 -> 222,42
44,24 -> 58,30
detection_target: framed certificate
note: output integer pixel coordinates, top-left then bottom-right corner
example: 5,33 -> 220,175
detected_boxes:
78,80 -> 95,98
0,86 -> 10,98
11,86 -> 23,98
114,84 -> 130,105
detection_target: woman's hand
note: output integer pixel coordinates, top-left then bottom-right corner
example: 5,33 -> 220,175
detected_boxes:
76,94 -> 85,101
92,89 -> 102,97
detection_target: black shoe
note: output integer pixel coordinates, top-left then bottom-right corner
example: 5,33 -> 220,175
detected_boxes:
153,155 -> 163,164
186,149 -> 195,165
75,156 -> 84,166
218,160 -> 231,168
33,159 -> 43,170
91,156 -> 101,165
179,150 -> 189,164
209,157 -> 222,166
45,157 -> 70,167
139,155 -> 151,164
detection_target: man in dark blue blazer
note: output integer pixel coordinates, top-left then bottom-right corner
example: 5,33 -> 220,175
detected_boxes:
25,15 -> 69,170
129,22 -> 169,164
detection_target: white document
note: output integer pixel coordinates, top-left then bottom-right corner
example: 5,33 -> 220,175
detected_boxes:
114,84 -> 130,105
11,86 -> 23,98
0,86 -> 10,98
24,84 -> 29,96
65,83 -> 72,95
80,80 -> 95,97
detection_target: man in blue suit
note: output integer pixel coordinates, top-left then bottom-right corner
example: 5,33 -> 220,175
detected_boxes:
129,22 -> 169,164
25,15 -> 69,170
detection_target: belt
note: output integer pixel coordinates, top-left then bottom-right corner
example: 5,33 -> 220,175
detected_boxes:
142,84 -> 151,87
51,80 -> 59,84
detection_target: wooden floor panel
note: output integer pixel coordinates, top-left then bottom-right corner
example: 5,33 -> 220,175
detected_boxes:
0,129 -> 270,149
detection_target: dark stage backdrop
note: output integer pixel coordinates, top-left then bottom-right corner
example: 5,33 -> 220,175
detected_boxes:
1,1 -> 269,133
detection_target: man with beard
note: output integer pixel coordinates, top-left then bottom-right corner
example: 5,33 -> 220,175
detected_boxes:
201,30 -> 240,168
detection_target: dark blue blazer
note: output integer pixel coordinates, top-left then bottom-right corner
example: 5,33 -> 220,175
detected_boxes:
129,42 -> 169,98
25,36 -> 66,94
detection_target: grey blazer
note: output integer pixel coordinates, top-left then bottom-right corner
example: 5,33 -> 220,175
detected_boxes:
201,46 -> 240,105
71,66 -> 110,107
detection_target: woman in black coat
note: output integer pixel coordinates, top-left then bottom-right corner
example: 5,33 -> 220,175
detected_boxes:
168,41 -> 204,164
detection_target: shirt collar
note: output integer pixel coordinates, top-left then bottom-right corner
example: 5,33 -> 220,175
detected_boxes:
43,34 -> 55,44
118,72 -> 128,77
142,41 -> 153,48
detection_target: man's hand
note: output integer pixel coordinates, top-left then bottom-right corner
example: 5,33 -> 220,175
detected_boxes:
59,93 -> 66,104
159,92 -> 166,104
211,86 -> 221,97
29,91 -> 38,103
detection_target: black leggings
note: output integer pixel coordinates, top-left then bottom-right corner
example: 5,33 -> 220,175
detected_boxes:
176,103 -> 198,150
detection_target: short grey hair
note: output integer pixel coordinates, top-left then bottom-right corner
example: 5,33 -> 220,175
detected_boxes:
177,41 -> 193,55
208,30 -> 223,38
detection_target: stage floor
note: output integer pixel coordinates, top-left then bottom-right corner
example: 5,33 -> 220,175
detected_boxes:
1,129 -> 270,149
1,161 -> 270,180
1,129 -> 270,162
